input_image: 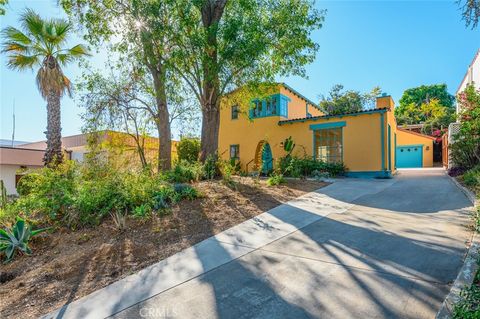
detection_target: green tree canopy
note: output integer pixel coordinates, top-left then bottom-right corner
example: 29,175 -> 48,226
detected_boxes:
395,84 -> 456,130
398,84 -> 455,109
319,84 -> 381,115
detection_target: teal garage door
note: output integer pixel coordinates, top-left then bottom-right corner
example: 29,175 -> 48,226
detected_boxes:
396,144 -> 423,168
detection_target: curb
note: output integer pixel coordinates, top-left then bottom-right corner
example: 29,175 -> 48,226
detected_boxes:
436,174 -> 479,319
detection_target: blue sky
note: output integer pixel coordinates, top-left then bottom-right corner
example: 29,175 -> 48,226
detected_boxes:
1,0 -> 479,142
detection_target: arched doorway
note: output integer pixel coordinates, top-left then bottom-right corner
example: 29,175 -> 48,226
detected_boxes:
255,141 -> 273,174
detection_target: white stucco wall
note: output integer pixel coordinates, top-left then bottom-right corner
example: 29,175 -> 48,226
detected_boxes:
457,50 -> 480,114
0,164 -> 41,195
0,164 -> 20,195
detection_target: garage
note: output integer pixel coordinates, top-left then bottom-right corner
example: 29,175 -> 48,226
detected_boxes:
396,144 -> 423,168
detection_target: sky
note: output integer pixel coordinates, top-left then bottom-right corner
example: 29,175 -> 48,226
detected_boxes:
0,0 -> 479,143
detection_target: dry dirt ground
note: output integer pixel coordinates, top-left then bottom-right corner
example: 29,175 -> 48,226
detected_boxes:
0,177 -> 326,319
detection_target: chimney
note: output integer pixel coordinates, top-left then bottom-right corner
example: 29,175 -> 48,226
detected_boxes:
376,93 -> 395,109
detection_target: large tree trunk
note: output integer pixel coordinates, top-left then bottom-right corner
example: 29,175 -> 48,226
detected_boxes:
44,90 -> 63,166
150,66 -> 172,172
198,0 -> 227,162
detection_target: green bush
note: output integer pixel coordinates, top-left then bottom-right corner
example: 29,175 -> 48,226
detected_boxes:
451,84 -> 480,170
451,139 -> 479,170
279,157 -> 346,178
16,173 -> 43,197
133,204 -> 152,218
12,162 -> 77,220
267,173 -> 285,186
463,166 -> 480,188
74,178 -> 127,226
204,154 -> 220,179
0,160 -> 202,228
153,183 -> 199,210
453,272 -> 480,319
165,161 -> 204,183
176,137 -> 201,163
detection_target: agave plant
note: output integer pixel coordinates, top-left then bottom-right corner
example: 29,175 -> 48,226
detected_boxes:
0,217 -> 48,262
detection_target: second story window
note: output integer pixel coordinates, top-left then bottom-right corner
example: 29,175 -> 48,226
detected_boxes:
252,100 -> 263,117
266,98 -> 277,115
231,105 -> 239,119
250,94 -> 290,119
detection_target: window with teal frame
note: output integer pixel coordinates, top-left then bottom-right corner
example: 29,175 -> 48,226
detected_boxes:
250,94 -> 290,119
314,128 -> 343,163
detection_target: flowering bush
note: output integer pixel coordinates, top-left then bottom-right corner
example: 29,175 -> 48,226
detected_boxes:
451,84 -> 480,169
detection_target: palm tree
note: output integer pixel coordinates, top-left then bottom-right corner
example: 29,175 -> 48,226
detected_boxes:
1,9 -> 88,165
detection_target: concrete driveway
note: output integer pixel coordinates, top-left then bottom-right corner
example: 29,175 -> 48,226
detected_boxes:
45,169 -> 473,319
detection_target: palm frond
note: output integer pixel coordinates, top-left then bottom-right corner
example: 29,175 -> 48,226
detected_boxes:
63,75 -> 72,98
1,41 -> 28,53
56,44 -> 89,66
20,8 -> 44,40
46,18 -> 71,46
6,54 -> 40,70
1,26 -> 32,46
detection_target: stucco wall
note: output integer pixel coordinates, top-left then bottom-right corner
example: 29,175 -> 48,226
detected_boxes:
279,86 -> 324,119
0,164 -> 41,195
218,100 -> 386,173
396,129 -> 434,167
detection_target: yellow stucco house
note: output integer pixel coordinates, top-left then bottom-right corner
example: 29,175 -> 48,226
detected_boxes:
218,83 -> 434,178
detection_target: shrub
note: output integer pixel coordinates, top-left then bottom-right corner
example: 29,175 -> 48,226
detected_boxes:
74,177 -> 127,226
16,173 -> 43,197
463,166 -> 480,188
12,162 -> 77,221
133,204 -> 152,218
165,161 -> 204,183
1,160 -> 202,229
204,154 -> 220,179
267,173 -> 285,186
452,272 -> 480,319
219,159 -> 240,185
280,157 -> 346,178
448,167 -> 468,177
451,84 -> 480,169
451,139 -> 479,170
0,217 -> 48,262
153,183 -> 199,210
176,137 -> 201,163
174,183 -> 199,200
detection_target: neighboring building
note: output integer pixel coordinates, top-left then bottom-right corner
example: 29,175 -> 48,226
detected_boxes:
218,83 -> 434,178
446,49 -> 480,168
0,131 -> 178,195
0,146 -> 45,195
456,48 -> 480,113
0,139 -> 30,147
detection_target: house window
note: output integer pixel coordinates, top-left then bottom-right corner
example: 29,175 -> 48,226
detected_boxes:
266,98 -> 277,116
314,128 -> 343,163
230,144 -> 240,160
231,105 -> 239,119
250,94 -> 290,119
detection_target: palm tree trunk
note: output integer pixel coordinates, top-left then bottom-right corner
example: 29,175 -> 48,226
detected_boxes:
44,90 -> 63,166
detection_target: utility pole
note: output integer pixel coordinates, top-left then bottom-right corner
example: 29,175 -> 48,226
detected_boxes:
11,99 -> 15,147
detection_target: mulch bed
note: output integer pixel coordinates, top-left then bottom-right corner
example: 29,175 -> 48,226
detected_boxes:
0,177 -> 326,319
